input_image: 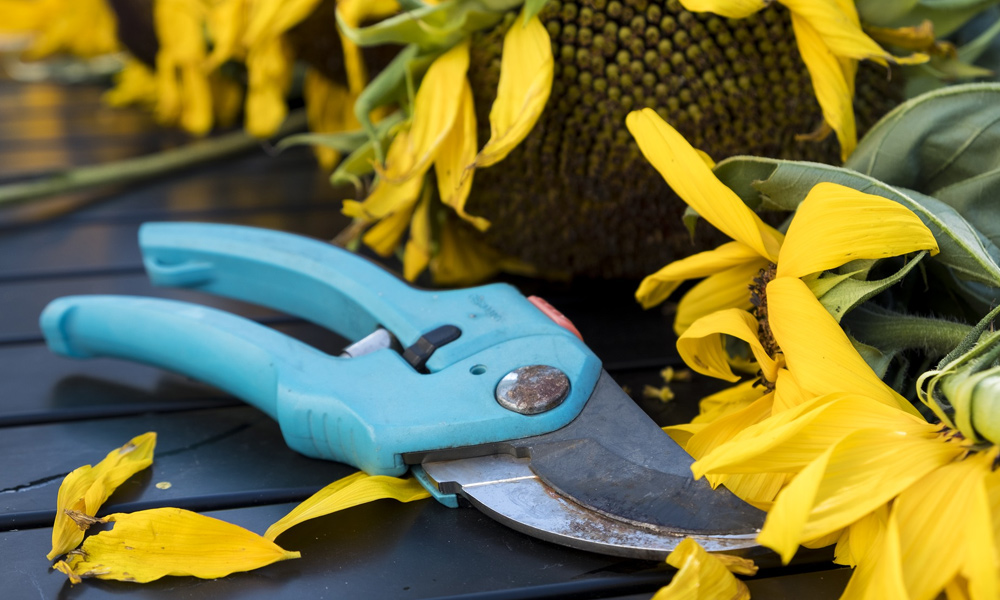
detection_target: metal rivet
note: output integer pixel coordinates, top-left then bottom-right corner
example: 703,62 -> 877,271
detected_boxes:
495,365 -> 570,415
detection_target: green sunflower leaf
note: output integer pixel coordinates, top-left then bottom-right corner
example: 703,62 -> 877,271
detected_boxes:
713,156 -> 1000,287
813,252 -> 927,323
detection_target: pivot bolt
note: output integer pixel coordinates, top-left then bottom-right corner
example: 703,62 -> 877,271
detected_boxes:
495,365 -> 570,415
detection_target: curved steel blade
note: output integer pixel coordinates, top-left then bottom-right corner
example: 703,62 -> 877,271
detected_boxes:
420,453 -> 759,559
419,371 -> 766,559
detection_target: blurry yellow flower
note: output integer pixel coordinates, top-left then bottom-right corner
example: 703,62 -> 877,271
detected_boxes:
628,109 -> 938,337
265,471 -> 430,541
103,59 -> 158,109
47,432 -> 156,560
303,70 -> 362,170
678,0 -> 928,160
346,4 -> 552,282
54,507 -> 300,583
4,0 -> 119,60
652,538 -> 756,600
153,0 -> 213,135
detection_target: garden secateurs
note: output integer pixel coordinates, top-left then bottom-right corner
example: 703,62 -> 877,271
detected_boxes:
39,223 -> 765,559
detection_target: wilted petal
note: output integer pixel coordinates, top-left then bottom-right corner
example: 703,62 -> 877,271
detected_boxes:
780,0 -> 928,65
777,183 -> 939,279
48,432 -> 156,560
674,258 -> 770,336
626,108 -> 783,262
677,308 -> 779,383
403,189 -> 432,281
678,0 -> 767,18
767,276 -> 920,416
757,428 -> 963,564
361,202 -> 416,257
435,78 -> 489,230
265,472 -> 429,541
390,41 -> 470,182
343,129 -> 422,221
243,0 -> 321,44
791,14 -> 856,160
473,11 -> 553,167
244,35 -> 294,137
692,379 -> 765,425
636,241 -> 763,309
56,508 -> 299,583
336,0 -> 400,92
651,538 -> 752,600
304,70 -> 360,169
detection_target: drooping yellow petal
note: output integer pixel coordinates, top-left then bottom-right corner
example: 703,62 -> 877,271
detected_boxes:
839,511 -> 907,600
626,109 -> 783,262
243,0 -> 321,44
636,241 -> 764,309
777,183 -> 939,279
435,78 -> 489,231
343,129 -> 422,221
673,258 -> 770,336
780,0 -> 928,65
677,308 -> 780,383
677,0 -> 767,19
387,41 -> 470,183
103,60 -> 159,109
692,379 -> 766,425
767,276 -> 921,416
652,538 -> 752,600
265,472 -> 430,541
362,201 -> 417,257
693,394 -> 937,479
833,504 -> 888,567
48,432 -> 156,561
757,428 -> 963,564
56,508 -> 299,583
473,11 -> 553,168
790,13 -> 857,161
891,452 -> 995,600
403,187 -> 433,281
336,0 -> 400,93
304,70 -> 360,169
205,0 -> 248,69
244,35 -> 294,137
153,0 -> 214,135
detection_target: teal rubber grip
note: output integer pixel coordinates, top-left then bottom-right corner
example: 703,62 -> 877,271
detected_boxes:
40,224 -> 602,476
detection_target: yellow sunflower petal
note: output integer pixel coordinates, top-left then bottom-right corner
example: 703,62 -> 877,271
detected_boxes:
343,129 -> 422,221
678,0 -> 767,19
678,308 -> 779,383
473,11 -> 554,168
403,187 -> 433,281
435,78 -> 490,231
337,0 -> 400,93
685,394 -> 774,461
673,258 -> 770,336
389,41 -> 470,182
693,393 -> 936,479
205,0 -> 248,69
833,504 -> 888,567
652,538 -> 752,600
244,35 -> 294,137
56,508 -> 299,583
780,0 -> 928,65
692,379 -> 766,425
626,108 -> 783,262
767,276 -> 921,416
304,70 -> 360,170
892,452 -> 995,600
757,428 -> 964,564
244,0 -> 321,44
777,183 -> 939,279
636,241 -> 764,309
361,201 -> 417,257
790,14 -> 857,161
839,510 -> 907,600
48,432 -> 156,561
264,472 -> 430,541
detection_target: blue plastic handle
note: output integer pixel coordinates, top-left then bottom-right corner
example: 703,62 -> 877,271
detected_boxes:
40,224 -> 603,476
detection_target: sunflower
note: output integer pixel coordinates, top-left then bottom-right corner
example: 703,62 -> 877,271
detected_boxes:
627,108 -> 938,336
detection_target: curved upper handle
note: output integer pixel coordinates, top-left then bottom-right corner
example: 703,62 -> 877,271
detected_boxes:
139,223 -> 578,372
40,294 -> 603,475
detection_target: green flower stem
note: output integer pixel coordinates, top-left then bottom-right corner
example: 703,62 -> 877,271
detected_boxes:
0,110 -> 307,208
845,308 -> 973,357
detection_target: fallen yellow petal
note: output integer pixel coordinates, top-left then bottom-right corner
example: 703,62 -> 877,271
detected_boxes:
56,507 -> 299,583
265,471 -> 430,541
48,432 -> 156,561
652,538 -> 752,600
473,11 -> 554,168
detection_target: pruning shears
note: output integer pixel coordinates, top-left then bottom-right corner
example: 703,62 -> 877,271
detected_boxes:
39,223 -> 764,559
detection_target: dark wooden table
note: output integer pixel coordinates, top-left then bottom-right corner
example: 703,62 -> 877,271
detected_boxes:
0,77 -> 850,599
